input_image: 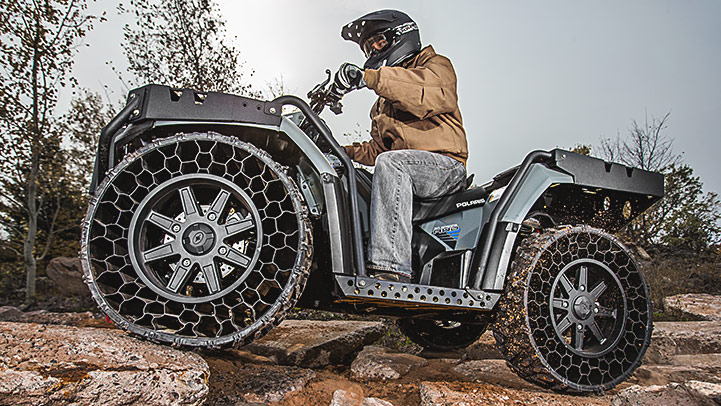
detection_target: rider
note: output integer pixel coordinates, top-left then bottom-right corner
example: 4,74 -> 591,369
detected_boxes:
334,10 -> 469,283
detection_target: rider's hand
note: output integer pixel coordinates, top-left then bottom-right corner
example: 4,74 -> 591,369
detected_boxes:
333,63 -> 366,95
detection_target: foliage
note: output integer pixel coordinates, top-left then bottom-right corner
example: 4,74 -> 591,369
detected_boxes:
569,144 -> 592,156
0,0 -> 102,301
61,90 -> 117,182
600,112 -> 680,172
641,246 -> 721,313
117,0 -> 255,95
657,165 -> 721,251
597,112 -> 721,253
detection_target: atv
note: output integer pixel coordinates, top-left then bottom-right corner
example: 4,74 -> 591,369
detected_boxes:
82,68 -> 663,393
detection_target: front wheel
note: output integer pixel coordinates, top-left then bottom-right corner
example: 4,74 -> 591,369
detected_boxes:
81,132 -> 312,348
492,226 -> 652,393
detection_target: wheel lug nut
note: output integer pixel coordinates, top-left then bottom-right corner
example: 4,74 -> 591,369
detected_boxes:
563,301 -> 568,308
577,324 -> 583,330
218,246 -> 227,255
172,224 -> 181,232
594,308 -> 599,313
580,286 -> 585,291
208,213 -> 217,221
182,258 -> 191,267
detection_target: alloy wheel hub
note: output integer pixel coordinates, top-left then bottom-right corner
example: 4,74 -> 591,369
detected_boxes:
573,295 -> 593,320
183,223 -> 216,255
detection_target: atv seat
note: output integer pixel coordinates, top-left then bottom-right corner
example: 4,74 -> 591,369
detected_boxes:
412,185 -> 489,223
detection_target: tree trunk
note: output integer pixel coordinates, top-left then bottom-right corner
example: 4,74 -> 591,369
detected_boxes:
24,17 -> 42,303
24,171 -> 38,302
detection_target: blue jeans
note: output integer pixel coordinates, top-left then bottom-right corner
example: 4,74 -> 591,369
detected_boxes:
367,150 -> 467,278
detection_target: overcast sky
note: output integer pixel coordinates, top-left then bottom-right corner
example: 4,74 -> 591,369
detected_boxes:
71,0 -> 721,195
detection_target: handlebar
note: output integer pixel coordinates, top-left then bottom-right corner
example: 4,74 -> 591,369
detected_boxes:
307,64 -> 360,115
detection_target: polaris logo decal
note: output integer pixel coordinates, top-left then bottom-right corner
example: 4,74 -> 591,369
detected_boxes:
395,22 -> 418,35
456,198 -> 486,209
433,224 -> 461,242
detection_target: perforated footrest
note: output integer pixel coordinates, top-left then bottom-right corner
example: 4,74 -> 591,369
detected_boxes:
334,275 -> 500,310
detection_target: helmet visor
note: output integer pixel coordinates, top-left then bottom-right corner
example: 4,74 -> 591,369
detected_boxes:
362,30 -> 391,57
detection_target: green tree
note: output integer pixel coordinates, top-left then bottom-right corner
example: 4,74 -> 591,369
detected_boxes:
116,0 -> 255,95
0,0 -> 101,302
657,165 -> 721,252
61,90 -> 117,183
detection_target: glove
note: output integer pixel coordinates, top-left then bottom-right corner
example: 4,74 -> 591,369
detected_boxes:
333,63 -> 366,95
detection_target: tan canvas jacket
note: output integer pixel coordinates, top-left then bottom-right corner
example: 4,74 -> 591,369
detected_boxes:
343,45 -> 468,166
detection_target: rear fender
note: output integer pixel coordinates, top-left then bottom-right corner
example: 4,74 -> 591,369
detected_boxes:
481,150 -> 664,291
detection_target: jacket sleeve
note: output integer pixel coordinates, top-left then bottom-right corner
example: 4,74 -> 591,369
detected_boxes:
363,56 -> 458,120
343,121 -> 384,166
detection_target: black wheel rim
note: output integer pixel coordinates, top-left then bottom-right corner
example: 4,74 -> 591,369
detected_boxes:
128,174 -> 263,303
549,258 -> 626,357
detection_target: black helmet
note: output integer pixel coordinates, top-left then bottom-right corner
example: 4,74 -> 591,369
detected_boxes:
341,10 -> 421,70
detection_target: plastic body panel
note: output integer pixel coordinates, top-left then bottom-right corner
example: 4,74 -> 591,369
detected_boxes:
549,149 -> 664,197
127,84 -> 283,126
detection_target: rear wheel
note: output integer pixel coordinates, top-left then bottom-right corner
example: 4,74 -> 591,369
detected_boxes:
492,225 -> 652,393
397,318 -> 488,352
81,132 -> 312,348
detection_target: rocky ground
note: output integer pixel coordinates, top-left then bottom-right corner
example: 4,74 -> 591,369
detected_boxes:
1,294 -> 721,405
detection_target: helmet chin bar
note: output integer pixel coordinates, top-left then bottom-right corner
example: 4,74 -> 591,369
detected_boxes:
363,38 -> 420,70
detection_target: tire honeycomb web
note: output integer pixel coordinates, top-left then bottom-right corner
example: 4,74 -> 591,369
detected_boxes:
491,225 -> 652,393
80,132 -> 313,348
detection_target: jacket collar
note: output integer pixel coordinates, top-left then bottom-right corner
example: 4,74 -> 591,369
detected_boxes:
401,45 -> 436,68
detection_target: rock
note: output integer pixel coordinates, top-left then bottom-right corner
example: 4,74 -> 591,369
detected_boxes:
463,330 -> 502,360
362,397 -> 394,406
329,389 -> 395,406
632,363 -> 721,386
351,345 -> 428,381
418,381 -> 608,406
330,389 -> 363,406
611,381 -> 721,406
686,381 -> 721,404
202,348 -> 314,405
0,321 -> 208,406
632,352 -> 721,386
244,320 -> 386,367
0,306 -> 22,320
645,321 -> 721,364
453,359 -> 537,389
664,294 -> 721,321
0,308 -> 109,328
231,364 -> 315,403
45,257 -> 89,297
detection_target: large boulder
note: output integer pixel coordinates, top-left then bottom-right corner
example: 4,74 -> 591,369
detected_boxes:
45,257 -> 89,297
645,321 -> 721,364
611,381 -> 721,406
244,320 -> 386,367
664,294 -> 721,321
350,345 -> 428,381
0,322 -> 208,406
